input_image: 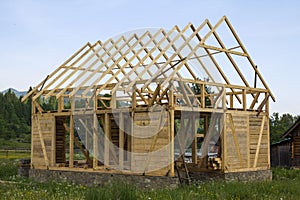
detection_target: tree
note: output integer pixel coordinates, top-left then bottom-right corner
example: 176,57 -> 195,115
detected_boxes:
191,77 -> 213,106
269,112 -> 300,144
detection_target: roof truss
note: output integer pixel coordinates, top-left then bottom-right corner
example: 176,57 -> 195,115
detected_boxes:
22,16 -> 274,103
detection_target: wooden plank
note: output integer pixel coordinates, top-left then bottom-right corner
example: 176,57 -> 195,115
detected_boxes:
149,84 -> 161,106
200,16 -> 226,45
81,32 -> 150,97
33,101 -> 44,114
178,81 -> 192,107
112,29 -> 165,93
146,22 -> 208,89
192,114 -> 197,164
104,113 -> 110,166
253,115 -> 265,168
127,23 -> 194,92
169,88 -> 174,177
228,114 -> 244,168
93,113 -> 98,168
51,116 -> 56,166
249,92 -> 260,109
207,20 -> 251,91
224,16 -> 275,101
33,43 -> 94,101
119,112 -> 124,169
45,42 -> 103,100
22,43 -> 90,102
69,115 -> 74,168
96,31 -> 151,94
69,35 -> 134,98
34,115 -> 49,167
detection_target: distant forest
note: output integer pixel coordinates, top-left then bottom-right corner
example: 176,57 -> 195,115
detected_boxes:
0,89 -> 299,148
0,89 -> 31,144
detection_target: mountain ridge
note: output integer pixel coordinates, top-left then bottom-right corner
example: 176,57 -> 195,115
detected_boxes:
1,88 -> 27,98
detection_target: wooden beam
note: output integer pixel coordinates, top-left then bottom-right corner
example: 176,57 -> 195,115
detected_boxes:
200,16 -> 226,45
246,116 -> 250,168
33,101 -> 44,114
242,89 -> 247,110
149,84 -> 161,106
126,23 -> 194,92
192,114 -> 197,164
224,17 -> 275,101
119,112 -> 124,170
93,113 -> 98,168
228,114 -> 244,167
22,43 -> 90,102
104,113 -> 110,166
144,21 -> 208,89
169,88 -> 175,176
96,31 -> 151,94
178,81 -> 192,107
34,115 -> 49,167
81,32 -> 151,97
51,116 -> 56,166
253,115 -> 266,168
44,42 -> 102,100
112,29 -> 166,94
69,35 -> 135,98
249,92 -> 260,110
206,20 -> 252,95
69,114 -> 74,168
33,43 -> 94,101
190,23 -> 242,104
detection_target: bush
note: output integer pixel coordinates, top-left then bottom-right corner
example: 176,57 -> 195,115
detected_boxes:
0,159 -> 18,180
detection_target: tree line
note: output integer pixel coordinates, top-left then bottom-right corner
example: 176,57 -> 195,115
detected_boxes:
0,89 -> 31,142
0,89 -> 299,145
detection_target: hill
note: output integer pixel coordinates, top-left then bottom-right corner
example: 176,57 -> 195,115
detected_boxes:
1,88 -> 27,98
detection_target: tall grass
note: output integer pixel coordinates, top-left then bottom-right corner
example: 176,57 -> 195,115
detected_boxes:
1,158 -> 300,200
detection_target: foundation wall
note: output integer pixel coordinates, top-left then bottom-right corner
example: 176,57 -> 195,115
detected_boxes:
28,169 -> 272,188
29,169 -> 179,189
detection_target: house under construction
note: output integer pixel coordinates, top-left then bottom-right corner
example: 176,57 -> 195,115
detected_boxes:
22,16 -> 274,183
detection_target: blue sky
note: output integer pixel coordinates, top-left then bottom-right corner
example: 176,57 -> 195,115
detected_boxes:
0,0 -> 299,115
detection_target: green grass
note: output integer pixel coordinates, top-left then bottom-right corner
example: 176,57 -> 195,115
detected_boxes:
0,138 -> 31,149
1,158 -> 300,199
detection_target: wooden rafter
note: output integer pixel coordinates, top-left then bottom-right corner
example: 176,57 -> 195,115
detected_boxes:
21,16 -> 274,110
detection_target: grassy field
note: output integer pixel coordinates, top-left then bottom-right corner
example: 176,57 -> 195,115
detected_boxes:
1,154 -> 300,199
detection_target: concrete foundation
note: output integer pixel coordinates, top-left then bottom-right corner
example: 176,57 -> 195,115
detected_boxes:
28,168 -> 272,188
29,169 -> 179,189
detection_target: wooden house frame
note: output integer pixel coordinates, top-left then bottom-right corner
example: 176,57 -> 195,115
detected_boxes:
22,16 -> 274,179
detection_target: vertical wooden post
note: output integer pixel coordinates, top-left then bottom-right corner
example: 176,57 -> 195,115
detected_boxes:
246,115 -> 250,168
169,88 -> 174,176
104,112 -> 110,166
119,112 -> 124,169
265,92 -> 269,114
31,101 -> 35,167
230,94 -> 233,109
51,116 -> 56,166
204,115 -> 209,134
111,90 -> 117,109
192,113 -> 197,164
222,113 -> 226,172
85,118 -> 89,155
132,87 -> 136,108
266,113 -> 271,168
201,84 -> 205,108
58,96 -> 64,112
93,113 -> 98,168
222,89 -> 226,110
242,89 -> 247,111
69,114 -> 74,168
